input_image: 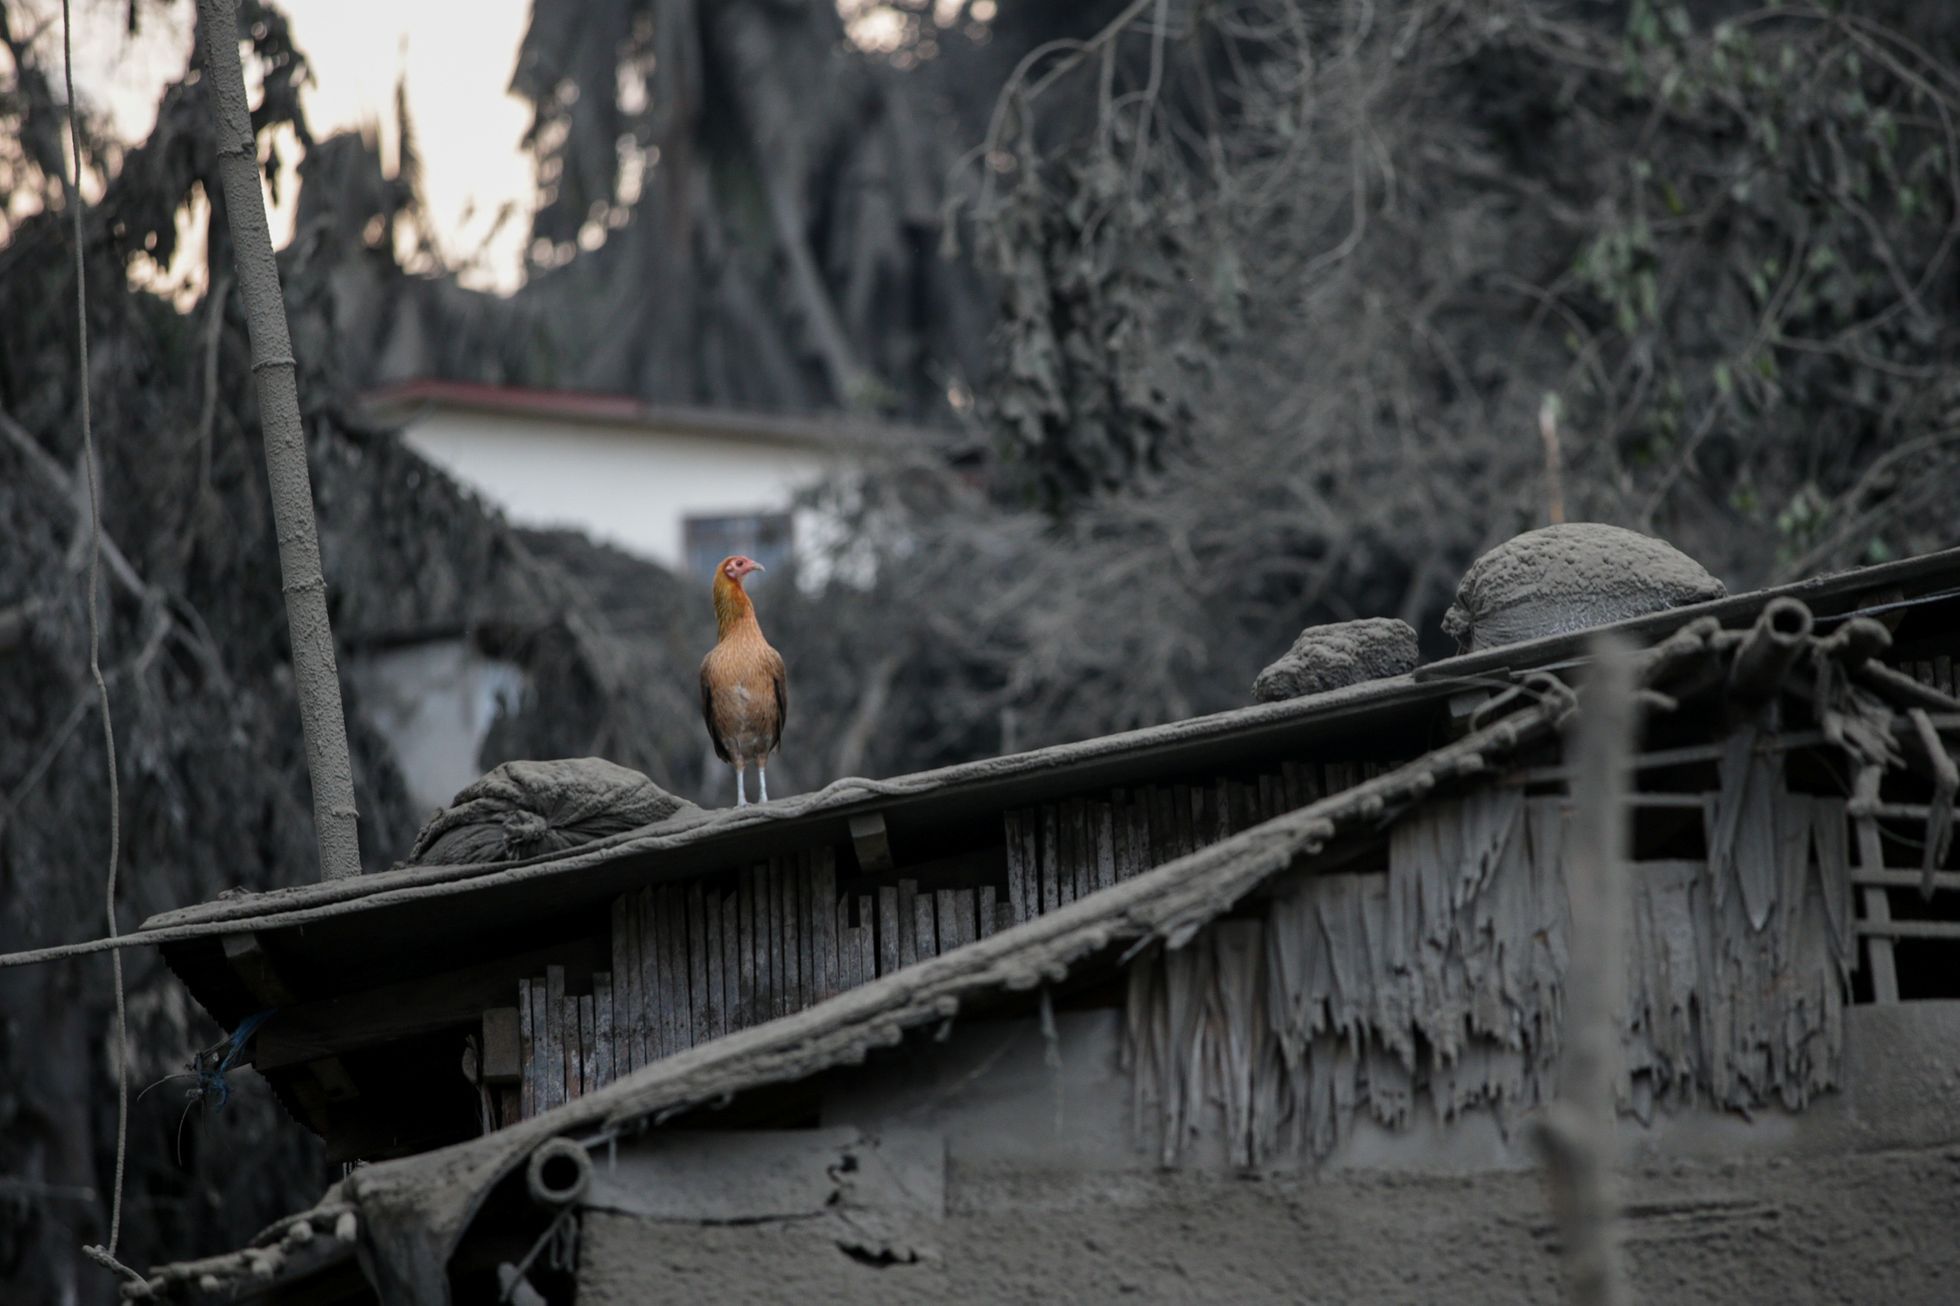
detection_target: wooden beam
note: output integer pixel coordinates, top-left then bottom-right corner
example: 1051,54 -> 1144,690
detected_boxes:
1854,767 -> 1900,1004
849,811 -> 895,876
250,935 -> 599,1073
480,1007 -> 520,1085
222,932 -> 359,1102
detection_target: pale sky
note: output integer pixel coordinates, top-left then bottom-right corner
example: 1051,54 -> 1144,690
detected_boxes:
30,0 -> 536,291
25,0 -> 944,296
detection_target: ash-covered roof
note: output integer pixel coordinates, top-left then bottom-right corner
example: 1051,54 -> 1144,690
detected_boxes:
132,597 -> 1960,1303
132,543 -> 1960,978
360,378 -> 928,451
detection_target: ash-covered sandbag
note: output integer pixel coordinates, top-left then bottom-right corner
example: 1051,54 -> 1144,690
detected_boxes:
408,758 -> 697,866
1442,523 -> 1725,654
1253,618 -> 1419,702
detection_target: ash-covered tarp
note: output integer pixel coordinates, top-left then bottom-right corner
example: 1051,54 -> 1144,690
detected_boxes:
407,758 -> 698,866
1253,617 -> 1419,702
1443,523 -> 1726,653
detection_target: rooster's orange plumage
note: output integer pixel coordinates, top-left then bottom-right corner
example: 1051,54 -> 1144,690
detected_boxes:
699,555 -> 787,806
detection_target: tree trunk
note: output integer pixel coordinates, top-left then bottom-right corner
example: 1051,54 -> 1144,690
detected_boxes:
196,0 -> 362,880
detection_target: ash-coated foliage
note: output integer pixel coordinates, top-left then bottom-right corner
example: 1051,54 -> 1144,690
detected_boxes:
1,1 -> 1957,1300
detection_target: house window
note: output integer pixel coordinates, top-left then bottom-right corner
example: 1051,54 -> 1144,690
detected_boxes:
683,512 -> 793,582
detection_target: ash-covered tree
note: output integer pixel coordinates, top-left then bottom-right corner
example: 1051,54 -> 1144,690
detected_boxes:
788,0 -> 1960,782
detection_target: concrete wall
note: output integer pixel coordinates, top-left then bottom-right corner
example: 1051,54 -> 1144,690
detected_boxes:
578,1149 -> 1960,1305
575,1002 -> 1960,1304
396,409 -> 837,573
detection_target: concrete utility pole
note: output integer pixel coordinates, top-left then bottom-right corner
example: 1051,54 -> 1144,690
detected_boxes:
197,0 -> 363,879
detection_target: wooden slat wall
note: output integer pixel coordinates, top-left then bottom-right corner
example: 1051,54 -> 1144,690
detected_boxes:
509,759 -> 1369,1121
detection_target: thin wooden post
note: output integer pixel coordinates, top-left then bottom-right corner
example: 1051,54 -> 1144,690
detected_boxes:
1853,765 -> 1900,1003
1533,636 -> 1634,1306
197,0 -> 360,879
517,980 -> 535,1119
592,974 -> 613,1091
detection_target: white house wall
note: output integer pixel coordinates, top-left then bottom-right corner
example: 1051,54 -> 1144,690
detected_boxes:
397,409 -> 840,575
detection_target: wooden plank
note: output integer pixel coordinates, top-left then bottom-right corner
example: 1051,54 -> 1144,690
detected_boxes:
798,854 -> 817,1007
1235,779 -> 1258,833
1135,788 -> 1156,859
1854,763 -> 1900,1004
914,886 -> 938,959
592,975 -> 613,1092
738,868 -> 758,1032
1136,788 -> 1160,858
934,890 -> 959,949
635,888 -> 658,1064
721,888 -> 740,1035
878,886 -> 901,978
574,996 -> 595,1098
678,882 -> 698,1048
544,966 -> 566,1112
517,981 -> 534,1119
615,894 -> 638,1066
857,896 -> 876,983
1938,654 -> 1954,696
756,864 -> 775,1022
689,881 -> 711,1047
244,932 -> 591,1075
497,1086 -> 520,1132
616,894 -> 636,1071
659,884 -> 684,1054
1041,804 -> 1062,911
482,1007 -> 521,1084
704,887 -> 725,1039
531,976 -> 550,1117
849,811 -> 895,875
765,860 -> 784,1019
636,888 -> 658,1061
953,890 -> 978,947
563,994 -> 581,1105
1852,867 -> 1960,891
1173,784 -> 1198,856
1092,802 -> 1117,893
1114,793 -> 1142,880
219,932 -> 359,1104
780,856 -> 802,1014
897,880 -> 919,966
609,896 -> 633,1074
1065,798 -> 1085,902
645,887 -> 667,1058
837,898 -> 858,989
581,995 -> 598,1095
1004,811 -> 1030,924
812,848 -> 838,1001
977,885 -> 998,938
1074,799 -> 1095,900
1019,812 -> 1041,916
1279,760 -> 1303,809
1858,917 -> 1960,939
995,902 -> 1014,934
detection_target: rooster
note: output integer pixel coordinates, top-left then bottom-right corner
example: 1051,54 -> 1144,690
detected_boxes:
699,554 -> 788,806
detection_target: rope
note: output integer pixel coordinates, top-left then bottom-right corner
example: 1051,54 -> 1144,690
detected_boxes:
60,0 -> 132,1262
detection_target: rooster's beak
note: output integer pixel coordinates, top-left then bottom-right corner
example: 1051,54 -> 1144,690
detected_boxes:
751,562 -> 766,573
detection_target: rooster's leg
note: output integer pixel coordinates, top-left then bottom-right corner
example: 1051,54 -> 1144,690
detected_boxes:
758,764 -> 770,804
735,763 -> 748,808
